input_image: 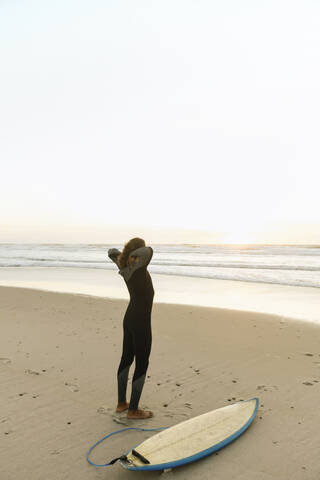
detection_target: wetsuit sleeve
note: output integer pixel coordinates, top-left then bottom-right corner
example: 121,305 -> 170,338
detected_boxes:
108,248 -> 121,266
118,246 -> 153,281
129,246 -> 153,268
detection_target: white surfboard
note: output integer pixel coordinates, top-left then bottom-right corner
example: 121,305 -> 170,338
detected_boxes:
120,397 -> 259,471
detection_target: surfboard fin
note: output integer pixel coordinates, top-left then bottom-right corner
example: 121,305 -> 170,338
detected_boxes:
131,449 -> 150,464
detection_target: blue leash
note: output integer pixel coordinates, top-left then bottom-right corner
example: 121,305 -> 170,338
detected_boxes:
86,426 -> 167,467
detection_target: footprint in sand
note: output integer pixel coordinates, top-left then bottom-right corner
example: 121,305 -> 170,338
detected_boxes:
64,382 -> 79,392
256,385 -> 279,392
97,406 -> 113,415
50,450 -> 61,455
0,358 -> 11,365
111,408 -> 132,425
113,415 -> 129,425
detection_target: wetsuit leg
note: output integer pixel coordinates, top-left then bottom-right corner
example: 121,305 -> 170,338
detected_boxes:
129,324 -> 152,410
117,326 -> 135,404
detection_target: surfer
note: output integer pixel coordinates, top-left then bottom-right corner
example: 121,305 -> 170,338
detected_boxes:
108,238 -> 154,419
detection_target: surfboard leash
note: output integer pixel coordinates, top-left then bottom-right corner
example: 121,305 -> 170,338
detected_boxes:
86,426 -> 167,467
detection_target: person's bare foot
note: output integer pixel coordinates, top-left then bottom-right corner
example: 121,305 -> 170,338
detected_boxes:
115,402 -> 129,413
127,409 -> 153,419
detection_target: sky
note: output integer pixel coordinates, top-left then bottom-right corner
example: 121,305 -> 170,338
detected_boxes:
1,0 -> 320,244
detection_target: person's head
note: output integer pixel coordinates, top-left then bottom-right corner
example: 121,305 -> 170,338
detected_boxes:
118,237 -> 145,269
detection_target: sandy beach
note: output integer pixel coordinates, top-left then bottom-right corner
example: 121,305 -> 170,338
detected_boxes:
1,285 -> 320,479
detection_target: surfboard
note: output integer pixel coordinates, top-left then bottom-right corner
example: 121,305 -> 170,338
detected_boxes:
120,397 -> 259,471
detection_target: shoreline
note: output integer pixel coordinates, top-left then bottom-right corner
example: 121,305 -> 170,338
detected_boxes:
0,282 -> 315,328
0,266 -> 319,324
1,285 -> 320,479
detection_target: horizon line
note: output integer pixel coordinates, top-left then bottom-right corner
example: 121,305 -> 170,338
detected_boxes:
1,242 -> 319,247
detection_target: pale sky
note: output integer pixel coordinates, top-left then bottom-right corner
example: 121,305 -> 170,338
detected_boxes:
1,1 -> 320,244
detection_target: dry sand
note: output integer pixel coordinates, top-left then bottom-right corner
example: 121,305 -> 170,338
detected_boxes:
1,285 -> 320,479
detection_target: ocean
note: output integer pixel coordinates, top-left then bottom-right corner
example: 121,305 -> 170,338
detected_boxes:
0,243 -> 319,289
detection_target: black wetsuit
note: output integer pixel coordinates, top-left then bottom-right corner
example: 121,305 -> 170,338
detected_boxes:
108,246 -> 154,410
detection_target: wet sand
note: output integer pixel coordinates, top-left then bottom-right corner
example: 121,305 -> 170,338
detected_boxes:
0,266 -> 319,323
1,285 -> 320,479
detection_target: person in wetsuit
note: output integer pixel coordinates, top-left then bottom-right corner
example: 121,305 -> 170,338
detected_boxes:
108,237 -> 154,419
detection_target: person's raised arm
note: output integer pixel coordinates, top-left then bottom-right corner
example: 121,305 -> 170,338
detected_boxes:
108,248 -> 121,267
118,246 -> 153,281
129,246 -> 153,269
